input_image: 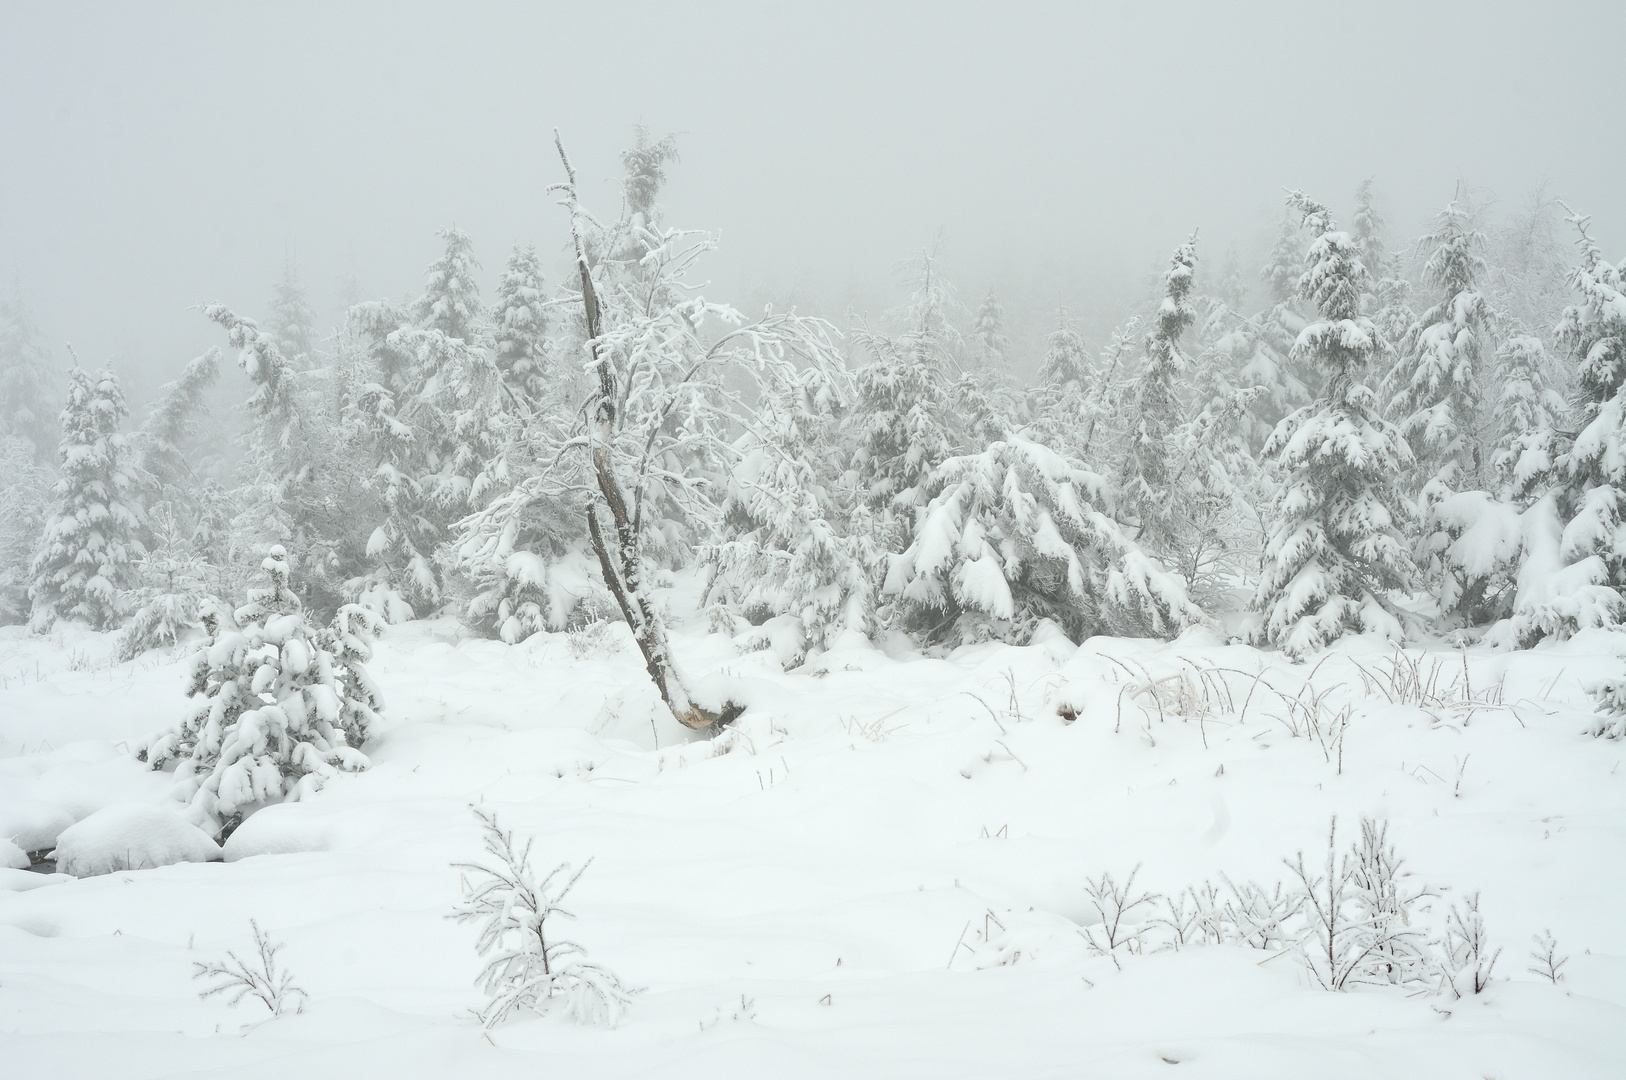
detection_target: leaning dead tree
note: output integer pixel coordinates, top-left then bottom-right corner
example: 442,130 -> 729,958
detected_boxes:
547,130 -> 844,729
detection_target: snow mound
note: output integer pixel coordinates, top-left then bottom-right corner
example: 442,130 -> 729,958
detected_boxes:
0,837 -> 29,869
52,802 -> 222,877
0,799 -> 76,851
0,868 -> 71,893
222,802 -> 333,861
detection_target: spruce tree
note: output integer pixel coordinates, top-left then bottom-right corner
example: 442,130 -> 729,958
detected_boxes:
267,264 -> 320,369
137,545 -> 382,836
1501,210 -> 1626,644
1121,236 -> 1198,542
972,288 -> 1011,369
492,242 -> 550,401
29,366 -> 145,631
0,290 -> 58,464
1252,193 -> 1414,659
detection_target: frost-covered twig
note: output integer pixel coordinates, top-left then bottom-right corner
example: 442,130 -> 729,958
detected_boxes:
1079,866 -> 1161,969
1440,891 -> 1500,996
1527,930 -> 1568,983
450,807 -> 632,1027
192,919 -> 308,1017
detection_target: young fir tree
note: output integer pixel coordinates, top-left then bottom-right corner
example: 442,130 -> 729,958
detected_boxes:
29,365 -> 145,631
1252,193 -> 1414,659
1120,236 -> 1199,544
415,227 -> 485,341
0,290 -> 58,464
267,264 -> 320,369
492,242 -> 551,402
137,545 -> 383,836
1500,211 -> 1626,645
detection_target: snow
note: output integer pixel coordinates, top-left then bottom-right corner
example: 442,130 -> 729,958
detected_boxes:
51,802 -> 222,877
1,609 -> 1624,1076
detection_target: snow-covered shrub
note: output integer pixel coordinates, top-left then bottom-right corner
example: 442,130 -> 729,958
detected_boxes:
29,365 -> 145,631
1417,489 -> 1525,629
1285,817 -> 1431,991
137,546 -> 383,836
1587,674 -> 1626,740
1440,892 -> 1500,997
883,438 -> 1203,646
117,501 -> 219,660
51,802 -> 222,877
450,807 -> 632,1027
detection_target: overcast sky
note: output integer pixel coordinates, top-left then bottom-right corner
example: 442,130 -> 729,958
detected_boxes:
2,1 -> 1621,401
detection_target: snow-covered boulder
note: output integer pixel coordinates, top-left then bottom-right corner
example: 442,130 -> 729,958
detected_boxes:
0,799 -> 77,852
0,837 -> 29,869
222,802 -> 332,861
51,802 -> 222,877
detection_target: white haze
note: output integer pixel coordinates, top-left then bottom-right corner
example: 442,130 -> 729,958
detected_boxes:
1,0 -> 1622,402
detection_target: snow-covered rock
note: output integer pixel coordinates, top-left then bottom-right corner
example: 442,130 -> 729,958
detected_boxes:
221,802 -> 332,861
51,802 -> 222,877
0,798 -> 76,852
0,836 -> 29,869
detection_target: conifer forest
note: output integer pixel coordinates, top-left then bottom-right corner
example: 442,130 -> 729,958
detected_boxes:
2,4 -> 1624,1077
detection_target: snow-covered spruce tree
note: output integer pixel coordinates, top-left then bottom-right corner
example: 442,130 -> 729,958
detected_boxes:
1251,193 -> 1414,659
703,364 -> 875,656
134,348 -> 223,530
348,228 -> 510,618
1390,187 -> 1493,492
205,304 -> 370,618
1498,210 -> 1626,645
1249,214 -> 1316,436
492,242 -> 551,402
0,290 -> 58,464
883,437 -> 1202,646
29,365 -> 145,631
1350,180 -> 1387,293
1393,190 -> 1502,625
1491,332 -> 1567,502
0,436 -> 51,623
118,500 -> 217,660
536,131 -> 845,727
972,288 -> 1011,369
137,545 -> 382,836
267,264 -> 320,370
1120,236 -> 1199,545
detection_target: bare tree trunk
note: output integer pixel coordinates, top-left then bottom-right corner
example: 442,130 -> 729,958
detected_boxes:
554,130 -> 728,731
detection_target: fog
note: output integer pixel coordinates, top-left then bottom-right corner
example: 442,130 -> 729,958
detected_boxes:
3,0 -> 1622,401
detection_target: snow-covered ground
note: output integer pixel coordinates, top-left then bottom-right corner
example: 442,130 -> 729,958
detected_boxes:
3,611 -> 1625,1078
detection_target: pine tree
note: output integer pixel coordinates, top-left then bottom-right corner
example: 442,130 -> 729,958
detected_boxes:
1252,193 -> 1414,659
137,545 -> 382,836
1121,236 -> 1199,542
1035,312 -> 1089,389
492,243 -> 550,401
267,264 -> 320,369
135,348 -> 222,511
0,290 -> 58,464
29,365 -> 145,631
1351,180 -> 1387,290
